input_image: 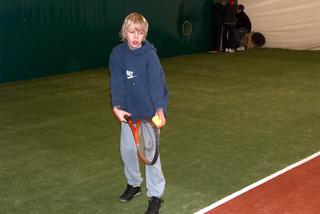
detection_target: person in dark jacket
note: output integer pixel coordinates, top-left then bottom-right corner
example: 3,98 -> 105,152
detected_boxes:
236,4 -> 252,50
209,0 -> 226,53
236,4 -> 252,33
222,0 -> 238,52
109,12 -> 168,214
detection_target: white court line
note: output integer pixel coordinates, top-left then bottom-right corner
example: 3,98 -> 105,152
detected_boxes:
194,151 -> 320,214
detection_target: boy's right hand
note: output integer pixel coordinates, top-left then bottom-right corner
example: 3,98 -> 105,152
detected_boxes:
113,106 -> 131,123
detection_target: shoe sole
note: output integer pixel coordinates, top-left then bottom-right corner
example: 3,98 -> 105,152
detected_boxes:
119,192 -> 141,202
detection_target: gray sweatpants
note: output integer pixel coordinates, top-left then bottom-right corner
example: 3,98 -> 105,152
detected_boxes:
120,122 -> 165,198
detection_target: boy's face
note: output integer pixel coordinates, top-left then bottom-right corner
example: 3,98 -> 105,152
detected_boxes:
126,24 -> 145,49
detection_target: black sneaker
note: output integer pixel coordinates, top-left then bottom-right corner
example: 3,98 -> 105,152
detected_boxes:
119,184 -> 141,202
145,197 -> 163,214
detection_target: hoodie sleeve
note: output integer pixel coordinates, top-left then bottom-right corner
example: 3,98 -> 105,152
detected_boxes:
147,51 -> 169,112
109,47 -> 126,109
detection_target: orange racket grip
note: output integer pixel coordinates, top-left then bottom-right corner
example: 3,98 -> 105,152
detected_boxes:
124,115 -> 141,146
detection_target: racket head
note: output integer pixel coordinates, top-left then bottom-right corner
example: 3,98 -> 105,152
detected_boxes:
136,119 -> 160,165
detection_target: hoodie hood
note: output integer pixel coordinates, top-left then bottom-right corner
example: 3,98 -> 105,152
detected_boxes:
124,40 -> 157,56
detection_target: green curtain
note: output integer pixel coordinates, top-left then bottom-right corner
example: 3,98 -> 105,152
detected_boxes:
0,0 -> 212,83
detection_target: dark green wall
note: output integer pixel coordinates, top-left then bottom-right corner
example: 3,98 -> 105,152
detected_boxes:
0,0 -> 213,83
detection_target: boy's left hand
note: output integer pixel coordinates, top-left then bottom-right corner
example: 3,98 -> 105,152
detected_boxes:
154,108 -> 166,128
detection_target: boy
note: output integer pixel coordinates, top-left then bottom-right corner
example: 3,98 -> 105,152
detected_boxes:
109,12 -> 169,214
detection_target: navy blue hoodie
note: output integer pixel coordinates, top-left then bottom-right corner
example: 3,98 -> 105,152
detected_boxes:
109,40 -> 169,121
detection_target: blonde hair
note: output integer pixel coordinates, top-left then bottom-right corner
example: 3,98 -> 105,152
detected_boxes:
120,12 -> 149,41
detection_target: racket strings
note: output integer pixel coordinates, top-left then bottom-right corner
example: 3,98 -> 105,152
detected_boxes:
138,121 -> 158,162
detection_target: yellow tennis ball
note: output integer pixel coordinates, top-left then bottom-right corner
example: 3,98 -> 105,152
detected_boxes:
152,115 -> 162,126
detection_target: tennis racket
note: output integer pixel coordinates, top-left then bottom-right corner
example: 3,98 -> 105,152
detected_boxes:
124,115 -> 160,165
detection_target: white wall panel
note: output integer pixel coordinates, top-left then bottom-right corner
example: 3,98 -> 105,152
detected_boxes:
239,0 -> 320,50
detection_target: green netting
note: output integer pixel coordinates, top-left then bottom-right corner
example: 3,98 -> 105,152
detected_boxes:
0,0 -> 213,83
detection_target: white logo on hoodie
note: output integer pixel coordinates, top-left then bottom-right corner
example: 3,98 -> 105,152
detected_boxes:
126,70 -> 137,79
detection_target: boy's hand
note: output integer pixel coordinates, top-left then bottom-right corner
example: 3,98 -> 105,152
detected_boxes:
113,106 -> 131,123
154,108 -> 166,128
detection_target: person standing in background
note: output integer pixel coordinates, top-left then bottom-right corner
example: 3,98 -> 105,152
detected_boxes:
236,4 -> 251,33
223,0 -> 237,53
236,4 -> 252,50
209,0 -> 226,53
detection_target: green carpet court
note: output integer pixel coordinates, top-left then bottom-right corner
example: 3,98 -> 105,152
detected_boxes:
1,48 -> 320,214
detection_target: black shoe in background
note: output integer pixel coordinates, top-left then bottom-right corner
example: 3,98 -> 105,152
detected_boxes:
145,197 -> 163,214
119,184 -> 141,202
